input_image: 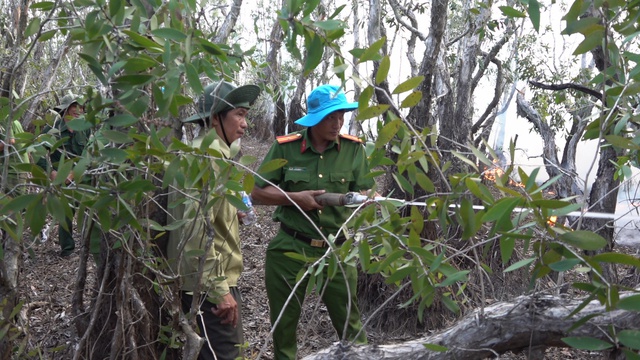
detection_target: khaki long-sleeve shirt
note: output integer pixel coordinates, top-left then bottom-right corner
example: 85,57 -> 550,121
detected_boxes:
167,132 -> 242,301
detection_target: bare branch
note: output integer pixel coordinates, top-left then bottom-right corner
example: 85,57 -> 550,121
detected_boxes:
529,80 -> 602,101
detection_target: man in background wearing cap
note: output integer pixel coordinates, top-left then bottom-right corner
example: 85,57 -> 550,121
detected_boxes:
166,81 -> 260,360
252,84 -> 373,359
36,94 -> 87,257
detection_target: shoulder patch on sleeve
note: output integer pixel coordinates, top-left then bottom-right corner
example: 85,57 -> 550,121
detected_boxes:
339,134 -> 364,143
276,133 -> 302,144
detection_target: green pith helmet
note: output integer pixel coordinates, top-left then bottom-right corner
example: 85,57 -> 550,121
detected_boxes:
183,81 -> 260,123
53,94 -> 82,115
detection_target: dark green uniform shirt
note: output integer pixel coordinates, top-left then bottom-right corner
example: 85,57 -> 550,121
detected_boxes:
36,120 -> 89,171
255,129 -> 374,239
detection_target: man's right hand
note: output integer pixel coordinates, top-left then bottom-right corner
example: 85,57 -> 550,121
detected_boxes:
211,292 -> 238,327
291,189 -> 326,211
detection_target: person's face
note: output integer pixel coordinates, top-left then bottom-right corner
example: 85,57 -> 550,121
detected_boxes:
211,107 -> 249,144
313,110 -> 345,142
64,103 -> 84,121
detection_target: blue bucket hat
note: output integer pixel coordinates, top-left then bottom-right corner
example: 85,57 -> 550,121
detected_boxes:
294,84 -> 358,127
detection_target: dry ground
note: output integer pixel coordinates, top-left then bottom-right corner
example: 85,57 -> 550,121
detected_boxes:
16,136 -> 637,359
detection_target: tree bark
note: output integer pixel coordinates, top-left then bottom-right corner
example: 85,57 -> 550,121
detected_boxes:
212,0 -> 244,44
258,1 -> 285,141
22,35 -> 71,130
303,291 -> 640,360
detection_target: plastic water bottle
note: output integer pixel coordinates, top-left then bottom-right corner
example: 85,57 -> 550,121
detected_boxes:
240,191 -> 257,226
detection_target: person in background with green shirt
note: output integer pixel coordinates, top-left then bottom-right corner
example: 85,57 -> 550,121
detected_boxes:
166,81 -> 260,360
36,94 -> 88,257
252,84 -> 374,360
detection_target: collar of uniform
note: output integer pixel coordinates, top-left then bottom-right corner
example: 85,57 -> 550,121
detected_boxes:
191,130 -> 231,159
300,128 -> 340,154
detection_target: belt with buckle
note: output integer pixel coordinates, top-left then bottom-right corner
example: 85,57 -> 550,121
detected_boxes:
280,224 -> 346,248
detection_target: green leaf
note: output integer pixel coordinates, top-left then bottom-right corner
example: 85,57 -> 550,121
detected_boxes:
123,56 -> 157,72
400,91 -> 422,108
123,30 -> 163,51
151,28 -> 187,41
548,258 -> 582,272
528,0 -> 540,32
109,0 -> 122,17
30,1 -> 55,10
185,249 -> 206,258
592,253 -> 640,267
304,33 -> 324,75
503,257 -> 535,273
617,295 -> 640,312
106,114 -> 138,127
359,240 -> 371,271
604,135 -> 640,150
619,330 -> 640,349
499,6 -> 526,18
623,349 -> 640,360
562,17 -> 601,35
437,270 -> 469,288
441,295 -> 460,314
1,194 -> 41,214
25,18 -> 42,38
38,29 -> 57,42
423,343 -> 448,352
355,104 -> 390,120
314,19 -> 344,31
100,148 -> 128,163
358,37 -> 385,62
392,76 -> 424,94
385,266 -> 416,285
530,199 -> 572,209
560,230 -> 607,251
199,39 -> 227,58
376,56 -> 390,85
257,158 -> 287,173
483,197 -> 521,222
562,337 -> 613,351
415,172 -> 435,192
500,236 -> 515,264
115,74 -> 155,86
573,30 -> 604,55
374,119 -> 401,149
67,118 -> 92,132
185,63 -> 203,94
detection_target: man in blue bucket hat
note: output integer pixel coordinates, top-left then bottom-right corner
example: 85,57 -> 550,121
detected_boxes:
252,84 -> 374,359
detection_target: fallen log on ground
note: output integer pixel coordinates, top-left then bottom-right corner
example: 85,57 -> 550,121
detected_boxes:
303,291 -> 640,360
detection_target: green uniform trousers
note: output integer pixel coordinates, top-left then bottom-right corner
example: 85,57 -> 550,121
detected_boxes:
58,210 -> 75,257
265,230 -> 367,360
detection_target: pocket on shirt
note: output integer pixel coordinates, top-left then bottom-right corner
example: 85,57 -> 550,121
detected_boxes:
330,172 -> 354,193
284,169 -> 310,184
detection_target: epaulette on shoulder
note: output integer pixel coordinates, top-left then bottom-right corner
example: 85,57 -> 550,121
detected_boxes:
276,133 -> 302,144
339,133 -> 364,143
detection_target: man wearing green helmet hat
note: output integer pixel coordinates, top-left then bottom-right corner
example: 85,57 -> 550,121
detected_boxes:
36,93 -> 88,257
167,80 -> 260,360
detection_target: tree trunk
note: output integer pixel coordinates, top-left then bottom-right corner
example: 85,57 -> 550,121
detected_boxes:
439,0 -> 491,177
303,291 -> 640,360
515,91 -> 582,199
22,35 -> 71,130
256,1 -> 285,141
212,0 -> 244,44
